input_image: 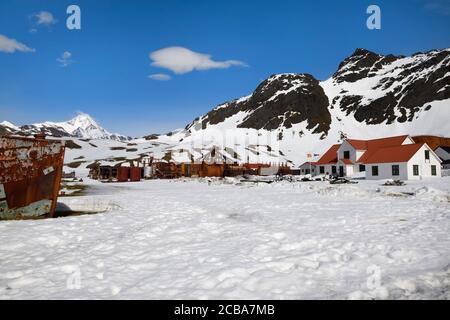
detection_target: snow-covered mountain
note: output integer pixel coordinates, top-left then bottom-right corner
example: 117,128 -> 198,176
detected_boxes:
1,113 -> 130,141
156,47 -> 449,166
2,47 -> 449,169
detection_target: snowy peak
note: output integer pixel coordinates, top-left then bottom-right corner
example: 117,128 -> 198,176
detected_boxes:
66,113 -> 100,131
0,121 -> 19,131
0,113 -> 130,141
49,113 -> 113,140
333,48 -> 402,83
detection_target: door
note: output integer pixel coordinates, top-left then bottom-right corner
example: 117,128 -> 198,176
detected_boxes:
339,166 -> 344,177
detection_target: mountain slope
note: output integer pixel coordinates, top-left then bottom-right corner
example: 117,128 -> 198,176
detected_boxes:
167,47 -> 450,166
326,48 -> 450,125
2,47 -> 449,169
191,74 -> 331,135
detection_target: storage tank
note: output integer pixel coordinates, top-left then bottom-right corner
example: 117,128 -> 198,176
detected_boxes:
130,167 -> 141,182
117,167 -> 129,182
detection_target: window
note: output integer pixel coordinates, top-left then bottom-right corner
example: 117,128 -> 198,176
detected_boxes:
359,164 -> 366,172
413,165 -> 419,176
319,166 -> 325,174
431,165 -> 437,176
425,150 -> 430,160
372,166 -> 379,176
332,166 -> 337,174
392,165 -> 400,176
344,151 -> 350,159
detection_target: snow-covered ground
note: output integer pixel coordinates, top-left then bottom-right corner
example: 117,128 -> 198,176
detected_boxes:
0,177 -> 449,299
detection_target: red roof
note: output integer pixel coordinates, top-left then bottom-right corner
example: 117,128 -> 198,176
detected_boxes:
346,139 -> 368,150
357,135 -> 410,163
316,135 -> 412,166
316,144 -> 340,165
339,159 -> 353,165
364,143 -> 424,164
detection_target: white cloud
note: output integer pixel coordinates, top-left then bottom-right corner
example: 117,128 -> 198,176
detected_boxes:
57,51 -> 74,67
148,73 -> 171,81
0,34 -> 35,53
35,11 -> 57,25
149,46 -> 248,74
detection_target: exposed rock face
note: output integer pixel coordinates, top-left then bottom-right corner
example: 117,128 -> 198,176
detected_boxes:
2,47 -> 449,159
187,47 -> 449,140
330,48 -> 450,125
332,48 -> 402,83
19,124 -> 71,138
189,73 -> 331,135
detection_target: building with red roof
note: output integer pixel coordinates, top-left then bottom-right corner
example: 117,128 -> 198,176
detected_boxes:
314,135 -> 442,180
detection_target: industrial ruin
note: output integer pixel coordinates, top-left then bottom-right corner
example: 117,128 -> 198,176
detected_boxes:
0,134 -> 65,220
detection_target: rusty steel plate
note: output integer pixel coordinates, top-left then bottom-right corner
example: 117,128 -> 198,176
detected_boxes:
0,136 -> 65,220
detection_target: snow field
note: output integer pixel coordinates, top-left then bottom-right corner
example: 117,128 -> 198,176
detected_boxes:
0,177 -> 449,299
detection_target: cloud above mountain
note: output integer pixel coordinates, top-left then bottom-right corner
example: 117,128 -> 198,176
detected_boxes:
0,34 -> 35,53
149,46 -> 247,74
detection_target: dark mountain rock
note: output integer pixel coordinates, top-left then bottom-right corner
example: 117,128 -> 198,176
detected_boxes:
191,73 -> 331,134
335,49 -> 450,125
333,48 -> 402,83
184,47 -> 449,142
20,124 -> 71,137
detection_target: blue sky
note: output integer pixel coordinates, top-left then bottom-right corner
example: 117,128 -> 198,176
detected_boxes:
0,0 -> 449,136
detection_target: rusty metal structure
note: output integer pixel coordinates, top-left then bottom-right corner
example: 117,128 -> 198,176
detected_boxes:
0,135 -> 65,220
87,156 -> 292,181
129,167 -> 142,182
117,167 -> 129,182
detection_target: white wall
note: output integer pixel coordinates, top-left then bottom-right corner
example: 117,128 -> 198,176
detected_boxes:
365,144 -> 441,180
317,164 -> 336,176
402,137 -> 415,145
337,141 -> 360,163
366,162 -> 409,180
298,163 -> 316,175
406,144 -> 442,179
345,164 -> 354,176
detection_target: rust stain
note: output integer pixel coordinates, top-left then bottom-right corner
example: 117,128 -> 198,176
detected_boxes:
0,135 -> 65,219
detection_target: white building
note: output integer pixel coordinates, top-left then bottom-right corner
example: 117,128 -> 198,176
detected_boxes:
298,162 -> 317,176
315,135 -> 442,180
364,143 -> 441,180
